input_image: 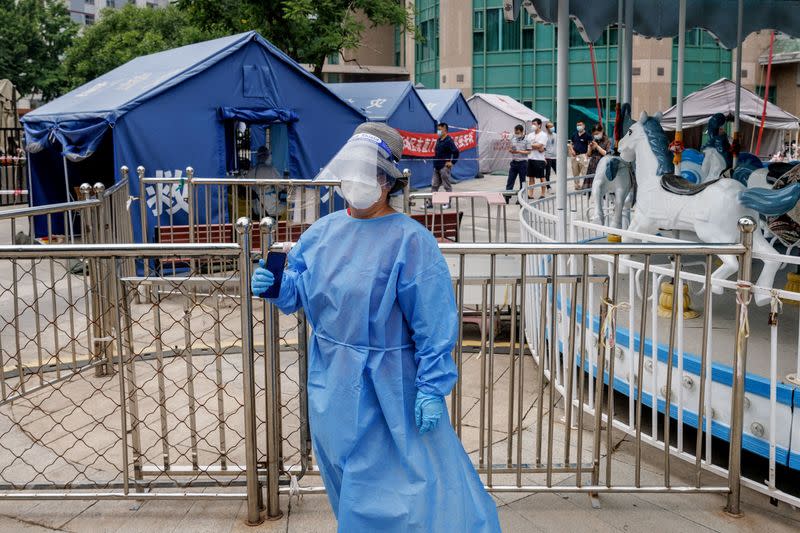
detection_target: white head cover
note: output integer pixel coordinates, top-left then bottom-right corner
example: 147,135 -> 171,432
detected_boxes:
317,131 -> 402,209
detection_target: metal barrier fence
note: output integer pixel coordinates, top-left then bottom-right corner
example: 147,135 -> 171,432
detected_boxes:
0,127 -> 26,206
0,164 -> 770,523
521,182 -> 800,509
0,242 -> 261,504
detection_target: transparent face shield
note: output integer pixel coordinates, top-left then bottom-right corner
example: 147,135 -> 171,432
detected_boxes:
317,133 -> 399,209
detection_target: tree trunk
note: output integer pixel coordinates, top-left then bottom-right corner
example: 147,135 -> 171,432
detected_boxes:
313,62 -> 325,80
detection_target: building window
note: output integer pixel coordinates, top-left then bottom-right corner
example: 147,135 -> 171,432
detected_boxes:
483,8 -> 520,52
394,26 -> 401,67
569,24 -> 586,47
756,85 -> 777,104
657,67 -> 665,76
474,10 -> 484,31
473,30 -> 484,53
457,74 -> 464,83
85,14 -> 95,25
107,0 -> 116,7
327,53 -> 339,65
741,69 -> 748,78
632,67 -> 641,76
523,11 -> 535,27
502,13 -> 521,50
85,0 -> 94,5
442,75 -> 447,83
147,1 -> 158,8
523,28 -> 534,49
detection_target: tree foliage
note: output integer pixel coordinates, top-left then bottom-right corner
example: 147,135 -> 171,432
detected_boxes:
62,5 -> 223,90
0,0 -> 78,100
176,0 -> 416,77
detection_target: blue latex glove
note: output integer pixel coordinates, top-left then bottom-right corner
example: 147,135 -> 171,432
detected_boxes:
415,391 -> 445,435
251,259 -> 275,297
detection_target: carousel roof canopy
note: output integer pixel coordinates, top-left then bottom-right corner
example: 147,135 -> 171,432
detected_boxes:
660,78 -> 800,130
505,0 -> 800,49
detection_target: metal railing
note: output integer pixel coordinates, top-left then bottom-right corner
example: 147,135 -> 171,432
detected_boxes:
520,180 -> 800,509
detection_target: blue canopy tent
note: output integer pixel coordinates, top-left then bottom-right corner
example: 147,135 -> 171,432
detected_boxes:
417,89 -> 479,182
21,31 -> 364,241
327,81 -> 437,188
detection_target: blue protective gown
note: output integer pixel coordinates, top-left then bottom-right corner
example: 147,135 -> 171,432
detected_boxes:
271,210 -> 500,533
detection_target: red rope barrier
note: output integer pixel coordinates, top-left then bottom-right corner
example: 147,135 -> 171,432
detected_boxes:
756,31 -> 775,155
589,43 -> 603,127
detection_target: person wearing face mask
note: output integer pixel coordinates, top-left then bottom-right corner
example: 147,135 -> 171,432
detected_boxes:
250,122 -> 501,533
569,120 -> 592,189
430,122 -> 459,208
505,124 -> 530,203
544,122 -> 557,187
525,117 -> 549,199
585,123 -> 611,189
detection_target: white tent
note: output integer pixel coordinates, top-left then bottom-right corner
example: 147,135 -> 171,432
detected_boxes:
660,78 -> 799,158
467,93 -> 549,174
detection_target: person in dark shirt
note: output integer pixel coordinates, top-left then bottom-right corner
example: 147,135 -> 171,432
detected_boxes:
431,123 -> 459,206
569,120 -> 592,188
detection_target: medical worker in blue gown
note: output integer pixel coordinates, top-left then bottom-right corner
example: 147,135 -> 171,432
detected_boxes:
251,122 -> 501,532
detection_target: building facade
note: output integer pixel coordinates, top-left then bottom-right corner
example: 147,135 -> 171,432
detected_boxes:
65,0 -> 170,26
396,0 -> 770,129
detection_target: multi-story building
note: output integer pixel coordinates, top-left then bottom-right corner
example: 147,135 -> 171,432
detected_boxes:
344,1 -> 773,128
65,0 -> 169,27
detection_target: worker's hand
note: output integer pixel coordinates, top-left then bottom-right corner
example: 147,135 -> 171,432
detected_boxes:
445,161 -> 453,169
415,391 -> 445,435
251,259 -> 275,297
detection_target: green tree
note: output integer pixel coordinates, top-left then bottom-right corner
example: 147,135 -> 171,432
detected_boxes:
0,0 -> 78,100
62,5 -> 223,90
177,0 -> 416,77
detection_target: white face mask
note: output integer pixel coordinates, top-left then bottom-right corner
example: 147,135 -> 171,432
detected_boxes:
341,180 -> 382,209
593,134 -> 603,141
577,125 -> 585,132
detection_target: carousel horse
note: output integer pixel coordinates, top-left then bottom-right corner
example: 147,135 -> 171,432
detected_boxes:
590,155 -> 635,229
618,111 -> 800,304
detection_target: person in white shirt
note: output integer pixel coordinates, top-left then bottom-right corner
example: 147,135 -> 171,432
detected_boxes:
525,118 -> 548,199
543,122 -> 557,189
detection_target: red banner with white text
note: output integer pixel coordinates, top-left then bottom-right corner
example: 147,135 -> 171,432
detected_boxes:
397,128 -> 478,157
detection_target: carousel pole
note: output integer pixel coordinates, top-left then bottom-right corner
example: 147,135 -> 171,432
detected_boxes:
732,0 -> 744,167
614,0 -> 624,149
672,0 -> 687,174
622,0 -> 634,107
556,0 -> 569,241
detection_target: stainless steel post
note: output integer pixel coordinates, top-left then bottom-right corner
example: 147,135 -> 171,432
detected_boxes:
260,216 -> 283,520
402,169 -> 411,213
556,0 -> 569,241
726,216 -> 754,516
235,218 -> 264,526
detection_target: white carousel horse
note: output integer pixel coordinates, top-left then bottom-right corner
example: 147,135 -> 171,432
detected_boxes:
590,155 -> 635,229
700,146 -> 727,183
618,111 -> 800,305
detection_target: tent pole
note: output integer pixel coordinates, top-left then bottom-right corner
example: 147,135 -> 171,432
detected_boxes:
556,0 -> 569,241
673,0 -> 687,174
622,0 -> 634,107
62,156 -> 75,244
732,0 -> 744,167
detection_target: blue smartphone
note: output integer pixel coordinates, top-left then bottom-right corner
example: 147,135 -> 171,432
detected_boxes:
261,251 -> 287,299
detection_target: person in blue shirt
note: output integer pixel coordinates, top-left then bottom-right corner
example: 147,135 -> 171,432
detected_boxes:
251,122 -> 500,533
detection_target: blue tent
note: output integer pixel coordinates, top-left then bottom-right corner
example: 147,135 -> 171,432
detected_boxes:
21,31 -> 364,241
418,89 -> 479,182
327,81 -> 437,188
